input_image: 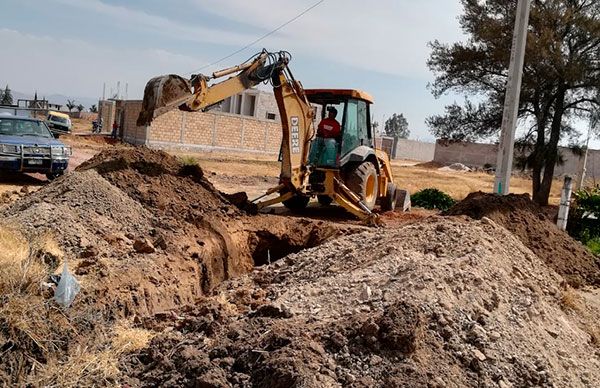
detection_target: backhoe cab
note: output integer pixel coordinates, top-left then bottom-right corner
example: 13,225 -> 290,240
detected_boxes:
137,50 -> 409,225
283,89 -> 403,219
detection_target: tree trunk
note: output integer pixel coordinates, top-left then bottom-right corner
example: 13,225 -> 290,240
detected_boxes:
531,117 -> 547,197
533,89 -> 566,206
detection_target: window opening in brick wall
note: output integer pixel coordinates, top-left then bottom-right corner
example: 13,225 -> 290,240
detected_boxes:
266,112 -> 276,120
242,95 -> 256,117
234,95 -> 242,115
221,97 -> 232,113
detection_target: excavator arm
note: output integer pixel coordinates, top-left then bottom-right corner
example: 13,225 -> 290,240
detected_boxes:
137,50 -> 315,196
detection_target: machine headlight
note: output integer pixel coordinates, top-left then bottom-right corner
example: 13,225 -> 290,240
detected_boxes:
0,144 -> 20,154
51,146 -> 72,156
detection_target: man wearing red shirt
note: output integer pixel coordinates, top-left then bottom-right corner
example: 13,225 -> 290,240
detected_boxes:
317,107 -> 341,138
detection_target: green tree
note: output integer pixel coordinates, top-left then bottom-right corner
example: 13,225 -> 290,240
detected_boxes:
89,104 -> 98,113
66,99 -> 77,112
427,0 -> 600,205
76,104 -> 85,113
1,85 -> 13,105
384,113 -> 410,139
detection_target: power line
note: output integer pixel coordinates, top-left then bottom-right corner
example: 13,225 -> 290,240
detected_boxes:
184,0 -> 325,75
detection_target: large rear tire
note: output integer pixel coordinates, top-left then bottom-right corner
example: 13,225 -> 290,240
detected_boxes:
345,161 -> 379,211
282,194 -> 310,211
381,182 -> 397,211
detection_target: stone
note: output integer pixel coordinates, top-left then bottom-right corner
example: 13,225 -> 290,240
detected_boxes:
360,285 -> 372,301
370,355 -> 383,366
472,349 -> 487,362
133,238 -> 155,254
489,331 -> 501,341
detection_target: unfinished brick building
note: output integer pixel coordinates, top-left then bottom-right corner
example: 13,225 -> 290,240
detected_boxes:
108,89 -> 283,154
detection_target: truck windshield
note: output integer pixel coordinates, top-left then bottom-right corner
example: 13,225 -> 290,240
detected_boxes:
0,118 -> 53,138
49,115 -> 68,124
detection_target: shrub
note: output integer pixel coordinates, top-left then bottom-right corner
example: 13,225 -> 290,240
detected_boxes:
411,188 -> 456,211
567,185 -> 600,247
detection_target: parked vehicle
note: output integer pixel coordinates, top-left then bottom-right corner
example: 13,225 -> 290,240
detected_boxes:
46,110 -> 72,136
0,115 -> 71,180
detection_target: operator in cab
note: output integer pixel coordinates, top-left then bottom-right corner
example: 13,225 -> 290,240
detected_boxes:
317,107 -> 341,138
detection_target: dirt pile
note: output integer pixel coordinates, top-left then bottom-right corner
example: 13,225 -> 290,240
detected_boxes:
446,192 -> 600,287
2,148 -> 348,318
126,217 -> 600,387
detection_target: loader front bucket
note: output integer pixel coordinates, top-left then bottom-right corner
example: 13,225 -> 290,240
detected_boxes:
137,74 -> 193,126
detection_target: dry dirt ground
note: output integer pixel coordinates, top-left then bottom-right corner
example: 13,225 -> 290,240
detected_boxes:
0,140 -> 594,387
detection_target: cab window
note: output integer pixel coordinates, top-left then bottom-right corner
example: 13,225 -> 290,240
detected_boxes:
341,100 -> 359,156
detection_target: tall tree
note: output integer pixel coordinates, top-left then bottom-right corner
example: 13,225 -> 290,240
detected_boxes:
76,104 -> 85,113
427,0 -> 600,205
1,85 -> 13,105
66,99 -> 77,112
89,104 -> 98,113
384,113 -> 410,139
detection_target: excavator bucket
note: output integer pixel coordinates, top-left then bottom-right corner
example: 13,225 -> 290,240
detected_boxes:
137,75 -> 194,126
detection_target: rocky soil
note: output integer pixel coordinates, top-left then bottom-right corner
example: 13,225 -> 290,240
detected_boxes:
1,148 -> 351,318
1,148 -> 598,387
126,216 -> 600,387
446,192 -> 600,288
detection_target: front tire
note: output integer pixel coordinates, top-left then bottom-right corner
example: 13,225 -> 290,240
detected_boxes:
345,161 -> 379,211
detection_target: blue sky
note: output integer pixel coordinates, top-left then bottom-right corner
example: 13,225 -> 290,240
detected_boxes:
0,0 -> 467,142
2,0 -> 597,146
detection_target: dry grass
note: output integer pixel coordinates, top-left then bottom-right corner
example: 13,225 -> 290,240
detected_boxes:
0,224 -> 154,386
169,149 -> 563,204
560,287 -> 584,312
35,321 -> 154,387
390,162 -> 563,205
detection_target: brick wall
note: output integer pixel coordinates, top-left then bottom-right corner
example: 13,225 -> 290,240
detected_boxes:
119,101 -> 283,154
119,100 -> 147,145
98,100 -> 115,134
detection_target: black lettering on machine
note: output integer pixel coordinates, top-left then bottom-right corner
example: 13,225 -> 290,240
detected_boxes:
291,116 -> 300,154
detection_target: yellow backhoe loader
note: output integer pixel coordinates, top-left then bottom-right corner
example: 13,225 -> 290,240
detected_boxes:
137,50 -> 409,225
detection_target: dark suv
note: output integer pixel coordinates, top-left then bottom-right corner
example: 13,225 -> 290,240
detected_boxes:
0,114 -> 71,180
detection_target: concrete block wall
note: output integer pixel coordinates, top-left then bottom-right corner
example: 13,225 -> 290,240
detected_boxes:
433,139 -> 600,179
434,140 -> 498,167
118,101 -> 283,154
394,139 -> 436,161
120,100 -> 147,145
98,100 -> 115,131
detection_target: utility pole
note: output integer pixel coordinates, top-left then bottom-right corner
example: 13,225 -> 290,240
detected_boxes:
102,83 -> 106,100
494,0 -> 531,195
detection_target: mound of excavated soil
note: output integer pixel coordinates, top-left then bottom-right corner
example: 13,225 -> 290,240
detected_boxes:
2,147 -> 349,317
125,217 -> 600,387
445,192 -> 600,288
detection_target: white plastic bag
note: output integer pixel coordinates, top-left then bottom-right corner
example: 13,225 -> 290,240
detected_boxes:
54,261 -> 80,308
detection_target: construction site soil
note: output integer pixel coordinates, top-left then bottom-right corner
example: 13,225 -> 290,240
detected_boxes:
1,147 -> 599,387
446,192 -> 600,288
2,148 -> 352,319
